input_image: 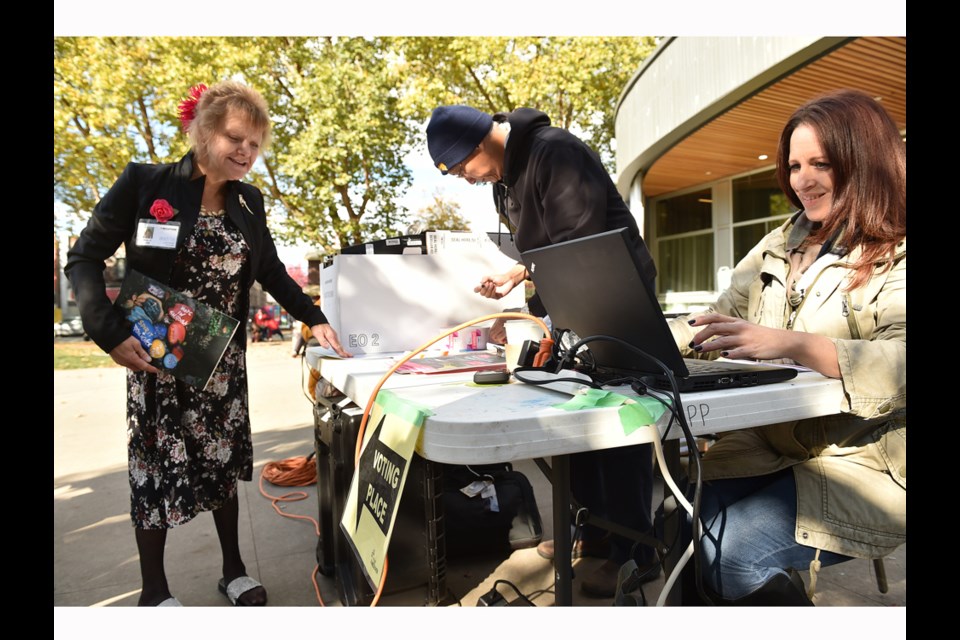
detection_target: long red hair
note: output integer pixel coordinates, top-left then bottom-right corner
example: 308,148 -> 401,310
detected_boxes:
776,89 -> 906,289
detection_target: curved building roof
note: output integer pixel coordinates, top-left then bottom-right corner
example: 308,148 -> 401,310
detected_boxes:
615,37 -> 906,198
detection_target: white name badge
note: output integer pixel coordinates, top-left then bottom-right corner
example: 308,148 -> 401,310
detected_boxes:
136,220 -> 180,249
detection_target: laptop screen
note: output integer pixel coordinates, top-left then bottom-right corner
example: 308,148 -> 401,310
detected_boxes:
520,228 -> 691,377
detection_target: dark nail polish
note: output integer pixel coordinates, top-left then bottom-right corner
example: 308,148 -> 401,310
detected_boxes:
693,345 -> 703,352
688,319 -> 696,325
721,351 -> 729,357
688,341 -> 696,348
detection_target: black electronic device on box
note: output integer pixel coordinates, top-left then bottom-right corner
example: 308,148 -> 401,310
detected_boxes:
339,233 -> 426,255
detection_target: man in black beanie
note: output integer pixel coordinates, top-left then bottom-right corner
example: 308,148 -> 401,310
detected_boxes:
427,104 -> 660,597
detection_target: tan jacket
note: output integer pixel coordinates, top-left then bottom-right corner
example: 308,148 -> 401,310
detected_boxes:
669,217 -> 906,559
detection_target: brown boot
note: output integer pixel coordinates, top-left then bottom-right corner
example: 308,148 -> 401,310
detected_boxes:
536,536 -> 612,560
581,559 -> 661,598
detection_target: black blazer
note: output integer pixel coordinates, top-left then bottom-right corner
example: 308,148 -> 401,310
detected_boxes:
65,152 -> 328,354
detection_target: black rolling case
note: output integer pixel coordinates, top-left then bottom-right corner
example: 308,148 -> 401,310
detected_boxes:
313,380 -> 449,606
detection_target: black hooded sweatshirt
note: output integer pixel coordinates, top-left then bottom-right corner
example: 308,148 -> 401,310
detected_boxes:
491,108 -> 656,315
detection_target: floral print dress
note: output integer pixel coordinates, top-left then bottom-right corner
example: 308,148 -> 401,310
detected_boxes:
127,206 -> 252,529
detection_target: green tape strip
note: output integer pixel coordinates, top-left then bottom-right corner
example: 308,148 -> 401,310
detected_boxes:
375,389 -> 435,427
555,388 -> 627,411
555,389 -> 666,436
619,402 -> 658,435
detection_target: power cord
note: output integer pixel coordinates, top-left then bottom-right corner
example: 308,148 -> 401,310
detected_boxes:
511,367 -> 604,389
512,332 -> 703,606
630,382 -> 681,446
477,579 -> 535,606
258,452 -> 327,606
553,327 -> 596,372
550,333 -> 714,606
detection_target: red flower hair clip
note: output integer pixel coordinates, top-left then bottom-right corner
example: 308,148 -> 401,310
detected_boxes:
177,83 -> 208,132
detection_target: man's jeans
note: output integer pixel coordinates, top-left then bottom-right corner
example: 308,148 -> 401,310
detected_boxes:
698,468 -> 851,599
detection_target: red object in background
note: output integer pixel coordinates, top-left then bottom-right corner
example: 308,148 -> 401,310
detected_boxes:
254,308 -> 272,327
252,306 -> 285,341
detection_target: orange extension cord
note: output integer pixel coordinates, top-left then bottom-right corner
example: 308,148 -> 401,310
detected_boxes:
258,455 -> 329,606
260,312 -> 551,607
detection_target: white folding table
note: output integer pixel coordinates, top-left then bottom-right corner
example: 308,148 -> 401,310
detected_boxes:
307,349 -> 844,605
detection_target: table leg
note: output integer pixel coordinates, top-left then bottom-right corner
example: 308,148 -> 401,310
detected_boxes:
551,454 -> 572,606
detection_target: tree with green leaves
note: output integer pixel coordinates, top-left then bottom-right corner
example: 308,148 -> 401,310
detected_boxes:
414,191 -> 471,231
54,36 -> 415,252
240,36 -> 416,251
396,36 -> 658,170
54,37 -> 264,230
54,36 -> 656,248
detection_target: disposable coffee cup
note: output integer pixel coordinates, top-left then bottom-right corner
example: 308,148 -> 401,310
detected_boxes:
503,319 -> 543,372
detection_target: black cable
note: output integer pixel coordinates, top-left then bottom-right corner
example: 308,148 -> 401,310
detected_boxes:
540,338 -> 690,554
524,587 -> 553,602
622,539 -> 661,606
553,327 -> 596,372
598,375 -> 681,445
632,383 -> 680,444
492,579 -> 535,606
558,334 -> 714,605
520,329 -> 712,605
623,381 -> 690,561
596,375 -> 643,387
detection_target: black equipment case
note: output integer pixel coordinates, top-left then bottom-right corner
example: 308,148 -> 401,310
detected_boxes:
313,381 -> 449,606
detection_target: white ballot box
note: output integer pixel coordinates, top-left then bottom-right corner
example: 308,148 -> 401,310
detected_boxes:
321,249 -> 524,354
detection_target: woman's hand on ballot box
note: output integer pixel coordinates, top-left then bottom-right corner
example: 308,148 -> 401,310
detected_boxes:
311,323 -> 353,358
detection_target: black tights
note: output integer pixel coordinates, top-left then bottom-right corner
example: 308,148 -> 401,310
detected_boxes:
135,494 -> 266,606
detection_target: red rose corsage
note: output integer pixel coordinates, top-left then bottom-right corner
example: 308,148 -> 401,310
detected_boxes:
177,83 -> 208,132
150,199 -> 178,223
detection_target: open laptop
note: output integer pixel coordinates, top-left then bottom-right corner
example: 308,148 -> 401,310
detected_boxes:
519,228 -> 798,392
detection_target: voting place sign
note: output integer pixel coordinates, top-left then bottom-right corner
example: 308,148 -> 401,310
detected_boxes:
340,390 -> 433,590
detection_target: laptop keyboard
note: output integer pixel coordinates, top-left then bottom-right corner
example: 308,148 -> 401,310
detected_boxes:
578,358 -> 745,385
683,359 -> 740,373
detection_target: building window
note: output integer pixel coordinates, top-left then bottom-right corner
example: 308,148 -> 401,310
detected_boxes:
654,188 -> 713,294
732,170 -> 794,264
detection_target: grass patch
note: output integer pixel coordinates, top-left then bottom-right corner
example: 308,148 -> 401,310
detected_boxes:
54,341 -> 119,370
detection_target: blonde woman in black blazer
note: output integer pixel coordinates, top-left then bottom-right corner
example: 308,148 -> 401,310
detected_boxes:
66,81 -> 349,606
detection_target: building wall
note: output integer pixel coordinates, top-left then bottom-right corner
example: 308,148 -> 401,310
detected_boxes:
614,36 -> 852,309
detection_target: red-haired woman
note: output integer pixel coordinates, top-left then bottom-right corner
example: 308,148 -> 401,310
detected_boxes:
672,89 -> 905,605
